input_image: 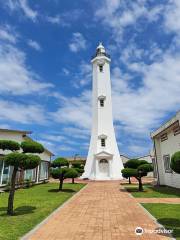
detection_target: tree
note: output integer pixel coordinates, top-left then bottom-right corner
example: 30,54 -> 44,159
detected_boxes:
71,161 -> 84,177
121,159 -> 153,191
51,158 -> 69,191
0,140 -> 20,151
171,151 -> 180,174
3,140 -> 44,215
51,158 -> 79,189
21,140 -> 44,153
51,157 -> 69,168
64,168 -> 79,184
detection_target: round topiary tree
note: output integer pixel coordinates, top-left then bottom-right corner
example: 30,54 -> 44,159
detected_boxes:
0,140 -> 20,151
121,159 -> 153,191
122,167 -> 135,184
51,158 -> 80,189
51,157 -> 69,168
3,140 -> 44,215
71,161 -> 84,177
21,140 -> 44,153
171,151 -> 180,174
64,168 -> 79,184
51,167 -> 68,190
51,157 -> 69,191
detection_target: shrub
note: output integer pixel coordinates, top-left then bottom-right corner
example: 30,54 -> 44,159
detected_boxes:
21,141 -> 44,153
0,140 -> 20,151
51,167 -> 69,190
122,168 -> 138,178
124,159 -> 148,169
64,168 -> 79,184
51,157 -> 69,168
138,163 -> 153,173
121,159 -> 153,191
171,151 -> 180,174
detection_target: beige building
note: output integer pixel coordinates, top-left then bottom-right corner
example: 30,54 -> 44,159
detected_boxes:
0,129 -> 54,187
151,111 -> 180,188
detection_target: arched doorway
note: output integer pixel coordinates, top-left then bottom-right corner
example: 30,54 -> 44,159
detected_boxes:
99,159 -> 109,177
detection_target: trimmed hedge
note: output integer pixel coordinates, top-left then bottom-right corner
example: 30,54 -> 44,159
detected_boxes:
21,141 -> 44,154
171,151 -> 180,174
0,140 -> 20,151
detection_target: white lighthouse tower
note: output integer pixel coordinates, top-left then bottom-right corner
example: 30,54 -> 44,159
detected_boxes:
82,43 -> 124,180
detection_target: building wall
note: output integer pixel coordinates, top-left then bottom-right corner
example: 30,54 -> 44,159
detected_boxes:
0,131 -> 52,187
120,155 -> 130,164
155,127 -> 180,188
137,155 -> 152,163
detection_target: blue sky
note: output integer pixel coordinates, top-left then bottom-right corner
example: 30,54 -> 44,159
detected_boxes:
0,0 -> 180,158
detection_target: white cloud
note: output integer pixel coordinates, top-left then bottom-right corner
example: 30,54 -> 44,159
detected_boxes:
164,0 -> 180,33
0,44 -> 53,95
0,100 -> 47,124
0,124 -> 11,129
3,0 -> 38,22
128,144 -> 150,155
112,52 -> 180,135
95,0 -> 163,42
46,15 -> 61,24
69,32 -> 87,52
73,61 -> 92,88
40,134 -> 65,142
62,68 -> 70,76
52,90 -> 91,130
59,145 -> 75,152
0,25 -> 18,44
62,127 -> 90,139
27,39 -> 42,51
19,0 -> 38,21
3,0 -> 19,11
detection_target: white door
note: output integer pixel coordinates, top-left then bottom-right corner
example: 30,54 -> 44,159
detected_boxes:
99,159 -> 109,177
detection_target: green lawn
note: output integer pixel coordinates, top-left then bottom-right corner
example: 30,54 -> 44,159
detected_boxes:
0,182 -> 85,240
142,203 -> 180,240
123,184 -> 180,198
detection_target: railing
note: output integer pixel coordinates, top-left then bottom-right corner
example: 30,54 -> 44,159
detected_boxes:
91,52 -> 111,60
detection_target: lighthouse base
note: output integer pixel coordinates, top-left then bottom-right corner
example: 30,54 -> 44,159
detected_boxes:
80,175 -> 123,181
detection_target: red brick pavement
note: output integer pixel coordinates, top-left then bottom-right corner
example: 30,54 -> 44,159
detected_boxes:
24,181 -> 172,240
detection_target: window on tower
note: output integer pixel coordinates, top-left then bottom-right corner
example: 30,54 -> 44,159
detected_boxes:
100,99 -> 104,107
101,138 -> 106,147
99,65 -> 103,72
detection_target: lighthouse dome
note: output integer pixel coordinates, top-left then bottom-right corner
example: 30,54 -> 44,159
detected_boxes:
96,42 -> 106,54
91,42 -> 110,60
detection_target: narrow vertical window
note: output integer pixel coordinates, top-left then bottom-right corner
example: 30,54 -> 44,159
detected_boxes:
99,65 -> 103,72
100,99 -> 104,107
163,155 -> 172,173
101,138 -> 106,147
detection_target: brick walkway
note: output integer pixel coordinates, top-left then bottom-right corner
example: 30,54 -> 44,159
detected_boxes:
24,181 -> 171,240
136,198 -> 180,204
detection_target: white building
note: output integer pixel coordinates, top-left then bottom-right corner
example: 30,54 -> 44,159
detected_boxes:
120,154 -> 130,164
151,111 -> 180,188
137,155 -> 152,163
82,43 -> 124,180
0,129 -> 54,187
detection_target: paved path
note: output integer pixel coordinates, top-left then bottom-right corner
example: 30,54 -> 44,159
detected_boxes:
136,197 -> 180,204
25,181 -> 172,240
